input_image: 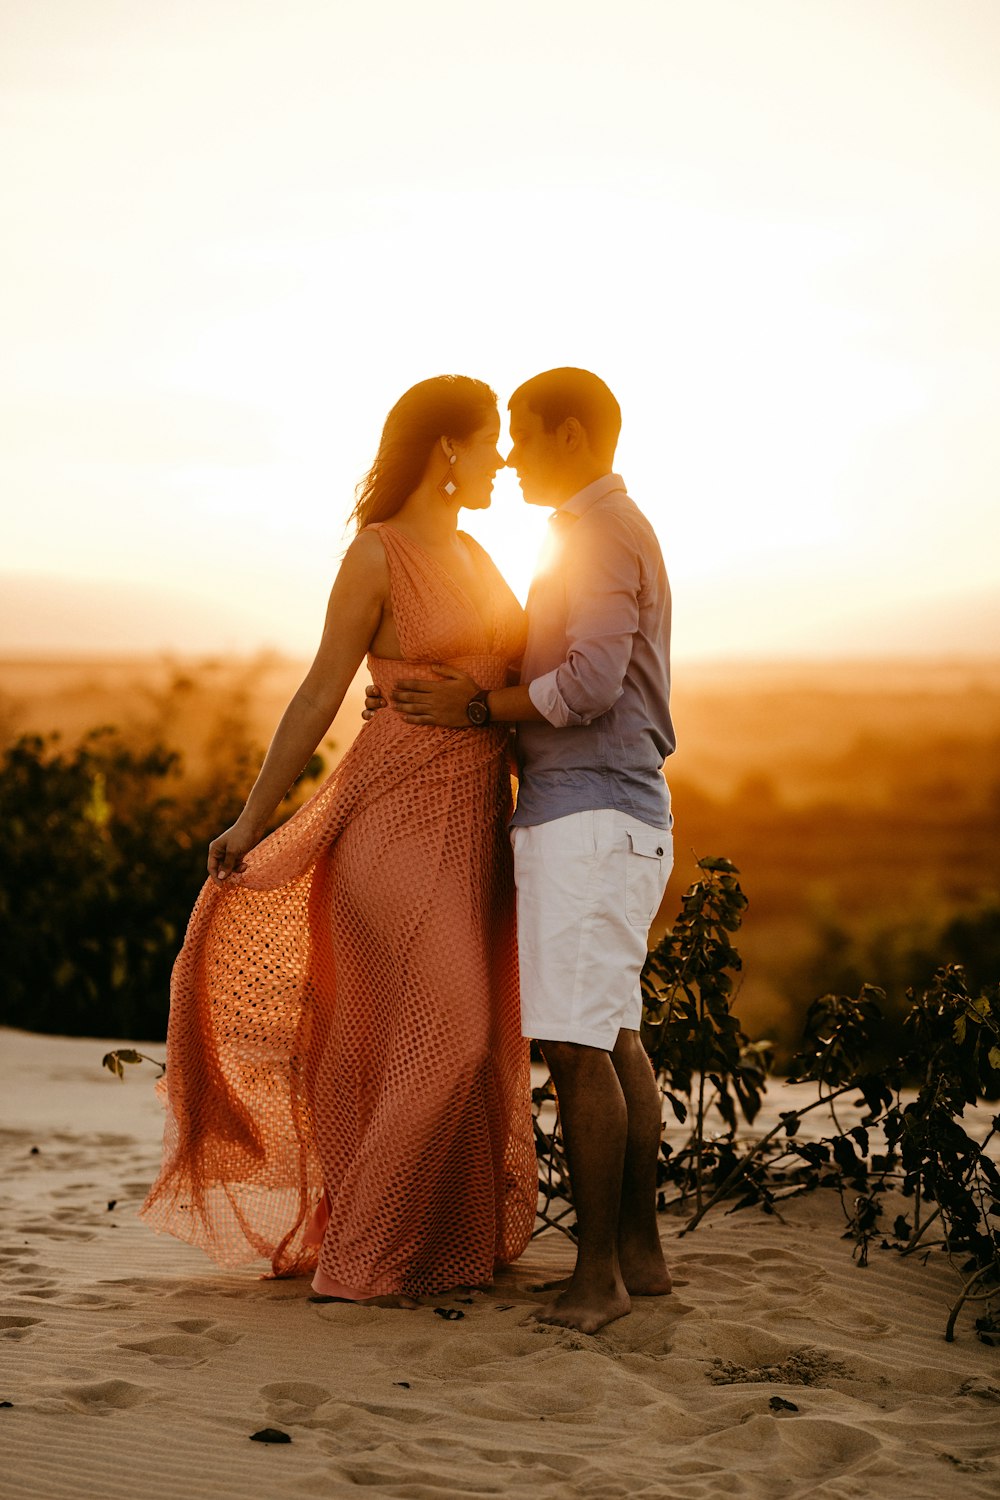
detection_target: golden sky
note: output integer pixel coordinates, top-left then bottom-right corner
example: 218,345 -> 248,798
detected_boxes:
1,0 -> 998,658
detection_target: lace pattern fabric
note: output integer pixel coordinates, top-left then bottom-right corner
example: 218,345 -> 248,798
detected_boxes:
140,524 -> 536,1296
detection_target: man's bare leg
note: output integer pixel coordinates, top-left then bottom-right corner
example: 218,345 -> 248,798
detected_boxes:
533,1040 -> 631,1335
611,1028 -> 672,1295
533,1030 -> 672,1299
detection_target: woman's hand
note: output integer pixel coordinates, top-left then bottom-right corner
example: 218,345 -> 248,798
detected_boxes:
208,816 -> 263,883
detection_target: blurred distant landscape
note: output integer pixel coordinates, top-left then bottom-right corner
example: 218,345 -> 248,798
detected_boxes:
2,653 -> 998,1060
665,657 -> 1000,1056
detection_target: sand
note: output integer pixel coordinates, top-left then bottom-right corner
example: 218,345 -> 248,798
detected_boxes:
1,1027 -> 998,1500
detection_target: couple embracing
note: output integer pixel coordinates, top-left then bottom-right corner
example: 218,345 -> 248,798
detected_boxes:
141,368 -> 676,1336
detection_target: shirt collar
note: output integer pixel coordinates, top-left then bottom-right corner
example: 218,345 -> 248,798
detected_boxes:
550,473 -> 627,523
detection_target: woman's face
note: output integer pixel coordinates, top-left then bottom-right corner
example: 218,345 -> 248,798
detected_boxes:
451,414 -> 504,512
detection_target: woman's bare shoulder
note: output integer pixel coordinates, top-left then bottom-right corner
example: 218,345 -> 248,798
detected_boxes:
336,527 -> 391,589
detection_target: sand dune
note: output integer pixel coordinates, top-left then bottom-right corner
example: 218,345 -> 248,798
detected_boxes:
2,1027 -> 998,1500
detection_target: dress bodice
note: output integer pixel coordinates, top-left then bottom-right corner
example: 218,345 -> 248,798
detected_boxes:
366,523 -> 526,671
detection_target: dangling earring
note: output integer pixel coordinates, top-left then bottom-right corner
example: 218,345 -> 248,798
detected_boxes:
437,453 -> 458,501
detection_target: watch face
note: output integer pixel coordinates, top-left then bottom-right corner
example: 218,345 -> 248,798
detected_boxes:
467,698 -> 489,726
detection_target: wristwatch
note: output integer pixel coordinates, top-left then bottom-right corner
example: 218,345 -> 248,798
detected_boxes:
465,689 -> 492,727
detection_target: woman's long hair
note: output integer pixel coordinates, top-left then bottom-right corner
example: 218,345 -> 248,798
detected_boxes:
351,375 -> 497,532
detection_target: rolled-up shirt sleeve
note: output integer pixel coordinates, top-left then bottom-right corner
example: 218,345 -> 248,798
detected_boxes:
527,516 -> 640,729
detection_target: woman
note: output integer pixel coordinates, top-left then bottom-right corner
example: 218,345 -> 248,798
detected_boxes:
140,376 -> 536,1305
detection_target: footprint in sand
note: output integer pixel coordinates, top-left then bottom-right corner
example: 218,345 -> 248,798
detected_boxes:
10,1267 -> 61,1298
0,1315 -> 43,1341
707,1409 -> 881,1481
59,1292 -> 130,1310
351,1390 -> 445,1427
53,1203 -> 109,1228
118,1320 -> 243,1366
9,1260 -> 48,1277
260,1380 -> 335,1428
171,1318 -> 242,1342
91,1133 -> 134,1150
957,1378 -> 1000,1403
96,1275 -> 177,1300
54,1379 -> 157,1414
15,1221 -> 97,1243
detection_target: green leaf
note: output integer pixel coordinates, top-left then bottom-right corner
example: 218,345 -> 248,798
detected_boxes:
988,1047 -> 1000,1073
102,1048 -> 145,1080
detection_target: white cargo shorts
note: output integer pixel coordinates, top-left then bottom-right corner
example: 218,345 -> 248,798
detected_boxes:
511,808 -> 673,1051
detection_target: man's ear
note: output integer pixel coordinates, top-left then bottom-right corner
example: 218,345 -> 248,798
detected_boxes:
560,416 -> 584,452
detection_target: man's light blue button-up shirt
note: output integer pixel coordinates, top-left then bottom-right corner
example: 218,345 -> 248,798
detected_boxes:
511,473 -> 675,830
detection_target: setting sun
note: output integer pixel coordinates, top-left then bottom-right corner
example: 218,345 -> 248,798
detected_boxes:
1,0 -> 998,662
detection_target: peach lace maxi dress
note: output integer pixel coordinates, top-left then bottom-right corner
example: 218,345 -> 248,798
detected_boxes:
140,524 -> 536,1298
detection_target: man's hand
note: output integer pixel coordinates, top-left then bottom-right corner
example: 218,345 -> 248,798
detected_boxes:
391,666 -> 480,728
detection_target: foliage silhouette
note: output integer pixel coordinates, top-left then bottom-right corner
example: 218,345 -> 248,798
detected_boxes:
0,705 -> 325,1038
532,861 -> 1000,1341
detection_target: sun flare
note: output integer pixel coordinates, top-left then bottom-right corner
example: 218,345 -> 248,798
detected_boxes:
2,1 -> 999,661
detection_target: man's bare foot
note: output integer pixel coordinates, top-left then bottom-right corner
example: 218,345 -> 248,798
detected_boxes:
529,1275 -> 574,1294
532,1259 -> 671,1299
527,1266 -> 629,1338
531,1277 -> 631,1335
617,1244 -> 672,1297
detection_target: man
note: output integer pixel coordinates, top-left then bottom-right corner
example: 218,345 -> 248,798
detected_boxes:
388,368 -> 675,1334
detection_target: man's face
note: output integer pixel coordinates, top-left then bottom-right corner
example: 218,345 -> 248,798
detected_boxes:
505,400 -> 566,507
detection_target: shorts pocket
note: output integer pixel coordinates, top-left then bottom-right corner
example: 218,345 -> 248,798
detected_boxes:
625,827 -> 670,927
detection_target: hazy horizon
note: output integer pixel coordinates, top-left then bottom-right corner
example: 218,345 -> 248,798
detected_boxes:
3,567 -> 998,664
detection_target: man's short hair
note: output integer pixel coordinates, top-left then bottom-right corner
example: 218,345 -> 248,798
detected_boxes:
509,368 -> 622,463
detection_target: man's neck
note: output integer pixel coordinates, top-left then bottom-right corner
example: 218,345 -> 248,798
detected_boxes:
551,466 -> 613,509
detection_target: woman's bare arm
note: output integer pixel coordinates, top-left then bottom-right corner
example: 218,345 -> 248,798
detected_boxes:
209,530 -> 388,881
